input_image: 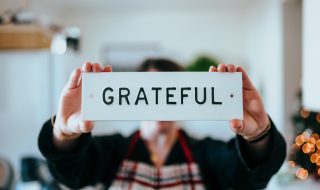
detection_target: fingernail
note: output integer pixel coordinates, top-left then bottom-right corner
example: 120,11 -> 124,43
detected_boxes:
72,69 -> 77,77
234,126 -> 242,129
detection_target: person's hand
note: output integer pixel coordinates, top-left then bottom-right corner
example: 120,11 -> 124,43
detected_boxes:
53,62 -> 113,141
209,64 -> 270,141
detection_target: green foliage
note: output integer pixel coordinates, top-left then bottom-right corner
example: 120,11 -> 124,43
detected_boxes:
185,55 -> 219,71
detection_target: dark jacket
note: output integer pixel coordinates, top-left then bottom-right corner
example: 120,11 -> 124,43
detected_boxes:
38,118 -> 286,189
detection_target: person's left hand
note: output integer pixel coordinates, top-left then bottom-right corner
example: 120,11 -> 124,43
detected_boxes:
209,64 -> 270,140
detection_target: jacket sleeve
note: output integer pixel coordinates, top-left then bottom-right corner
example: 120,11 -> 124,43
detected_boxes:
38,118 -> 127,188
205,118 -> 286,189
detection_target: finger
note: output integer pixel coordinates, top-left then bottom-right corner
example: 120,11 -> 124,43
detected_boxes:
78,120 -> 94,133
230,119 -> 244,134
237,66 -> 255,90
103,65 -> 113,72
67,114 -> 94,134
209,66 -> 217,72
227,64 -> 236,72
67,68 -> 81,89
217,63 -> 227,72
92,63 -> 102,72
82,62 -> 93,72
78,63 -> 97,85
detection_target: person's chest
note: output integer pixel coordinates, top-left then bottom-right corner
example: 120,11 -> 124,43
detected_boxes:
108,135 -> 207,190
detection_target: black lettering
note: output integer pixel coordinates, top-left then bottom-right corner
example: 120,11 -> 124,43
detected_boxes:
211,87 -> 222,105
152,87 -> 162,105
195,87 -> 206,104
119,87 -> 130,105
135,87 -> 149,105
181,87 -> 191,104
166,87 -> 177,104
102,87 -> 114,105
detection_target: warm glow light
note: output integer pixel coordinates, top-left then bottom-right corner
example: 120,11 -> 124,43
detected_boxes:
296,168 -> 308,180
302,143 -> 314,154
300,109 -> 310,118
307,137 -> 316,145
292,132 -> 320,179
288,161 -> 296,168
295,135 -> 306,146
310,153 -> 319,163
302,130 -> 311,138
312,133 -> 319,140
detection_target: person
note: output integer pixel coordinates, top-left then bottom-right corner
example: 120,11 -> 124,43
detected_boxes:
38,59 -> 286,190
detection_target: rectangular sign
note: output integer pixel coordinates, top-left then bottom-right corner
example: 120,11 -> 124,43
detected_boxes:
81,72 -> 243,121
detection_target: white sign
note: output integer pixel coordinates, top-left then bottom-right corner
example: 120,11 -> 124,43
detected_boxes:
81,72 -> 243,121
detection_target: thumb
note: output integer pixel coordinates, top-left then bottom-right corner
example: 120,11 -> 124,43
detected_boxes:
67,114 -> 94,134
78,120 -> 94,133
230,119 -> 244,134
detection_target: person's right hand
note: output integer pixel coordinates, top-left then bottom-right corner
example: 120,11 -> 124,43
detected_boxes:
53,62 -> 113,141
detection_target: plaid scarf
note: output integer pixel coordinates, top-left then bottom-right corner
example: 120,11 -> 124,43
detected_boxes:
109,130 -> 205,190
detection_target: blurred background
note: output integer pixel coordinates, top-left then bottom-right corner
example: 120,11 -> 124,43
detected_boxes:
0,0 -> 319,189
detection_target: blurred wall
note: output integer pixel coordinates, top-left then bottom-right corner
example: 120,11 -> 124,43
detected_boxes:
54,9 -> 247,65
283,0 -> 302,152
0,51 -> 51,170
243,0 -> 284,131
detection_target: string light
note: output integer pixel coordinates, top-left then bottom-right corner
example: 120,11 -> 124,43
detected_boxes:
288,161 -> 296,168
290,108 -> 320,180
302,143 -> 314,154
310,153 -> 319,163
295,135 -> 306,146
300,109 -> 310,119
302,130 -> 312,138
307,137 -> 316,145
312,133 -> 319,140
296,168 -> 308,180
290,132 -> 320,180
